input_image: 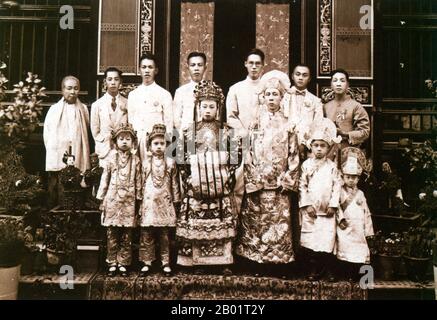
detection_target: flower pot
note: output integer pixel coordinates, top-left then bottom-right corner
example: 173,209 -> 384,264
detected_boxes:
0,242 -> 23,268
403,256 -> 431,282
0,265 -> 20,300
20,248 -> 36,275
376,254 -> 402,280
46,248 -> 68,266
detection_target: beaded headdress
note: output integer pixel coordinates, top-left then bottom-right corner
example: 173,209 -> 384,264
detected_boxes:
194,80 -> 225,107
111,122 -> 137,142
193,80 -> 225,125
146,124 -> 168,147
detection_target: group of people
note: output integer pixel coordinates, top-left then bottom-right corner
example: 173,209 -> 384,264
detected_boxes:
43,48 -> 373,281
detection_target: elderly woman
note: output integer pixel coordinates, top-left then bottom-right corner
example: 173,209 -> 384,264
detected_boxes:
235,71 -> 300,277
176,80 -> 241,275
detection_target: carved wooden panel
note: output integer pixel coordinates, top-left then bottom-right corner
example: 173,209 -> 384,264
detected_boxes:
140,0 -> 155,55
319,85 -> 372,106
318,0 -> 333,76
318,0 -> 373,79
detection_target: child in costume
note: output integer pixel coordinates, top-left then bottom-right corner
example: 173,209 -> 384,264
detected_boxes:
299,117 -> 342,281
336,147 -> 374,281
97,123 -> 142,277
138,124 -> 181,276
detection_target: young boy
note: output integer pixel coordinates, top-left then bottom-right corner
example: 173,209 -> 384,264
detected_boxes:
299,118 -> 342,281
336,147 -> 374,281
138,124 -> 181,276
97,123 -> 142,277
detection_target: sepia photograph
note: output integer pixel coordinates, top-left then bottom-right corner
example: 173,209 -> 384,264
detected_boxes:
0,0 -> 436,306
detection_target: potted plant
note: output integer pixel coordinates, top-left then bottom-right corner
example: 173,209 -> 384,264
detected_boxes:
0,216 -> 33,299
402,139 -> 437,195
42,211 -> 87,270
370,231 -> 405,281
402,227 -> 435,282
0,62 -> 46,215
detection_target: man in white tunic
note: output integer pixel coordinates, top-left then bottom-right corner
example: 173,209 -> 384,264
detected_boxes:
284,65 -> 323,159
173,52 -> 207,132
226,48 -> 265,215
90,67 -> 128,167
226,48 -> 265,138
128,53 -> 173,163
43,76 -> 90,207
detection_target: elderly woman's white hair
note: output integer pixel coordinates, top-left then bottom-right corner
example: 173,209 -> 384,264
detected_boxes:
259,70 -> 291,96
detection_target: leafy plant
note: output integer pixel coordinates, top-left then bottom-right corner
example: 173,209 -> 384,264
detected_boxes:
0,146 -> 45,213
403,227 -> 435,258
0,217 -> 33,246
417,185 -> 437,226
0,216 -> 36,267
42,212 -> 88,255
368,231 -> 405,256
0,64 -> 46,144
0,63 -> 46,212
402,140 -> 437,188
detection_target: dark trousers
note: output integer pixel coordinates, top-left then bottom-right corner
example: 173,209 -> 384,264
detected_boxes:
301,247 -> 338,278
139,227 -> 170,266
338,260 -> 365,281
106,227 -> 133,266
